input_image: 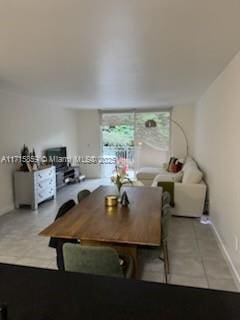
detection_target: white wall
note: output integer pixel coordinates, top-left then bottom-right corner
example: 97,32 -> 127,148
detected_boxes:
171,104 -> 195,159
0,92 -> 78,214
194,51 -> 240,277
76,110 -> 101,178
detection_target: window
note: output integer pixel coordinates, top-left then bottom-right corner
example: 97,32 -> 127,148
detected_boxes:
100,110 -> 171,176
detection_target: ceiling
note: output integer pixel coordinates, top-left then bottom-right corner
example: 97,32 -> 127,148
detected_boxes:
1,0 -> 240,109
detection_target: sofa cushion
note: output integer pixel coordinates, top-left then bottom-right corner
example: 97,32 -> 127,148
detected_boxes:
182,167 -> 203,184
182,157 -> 197,172
136,167 -> 165,180
151,171 -> 180,187
174,171 -> 183,182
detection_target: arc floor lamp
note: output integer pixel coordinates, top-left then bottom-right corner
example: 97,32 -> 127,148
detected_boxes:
170,119 -> 189,158
145,118 -> 189,158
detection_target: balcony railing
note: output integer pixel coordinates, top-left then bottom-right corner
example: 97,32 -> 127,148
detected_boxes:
102,146 -> 135,177
102,145 -> 169,178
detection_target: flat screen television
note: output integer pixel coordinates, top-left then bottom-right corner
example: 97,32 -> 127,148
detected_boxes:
46,147 -> 67,170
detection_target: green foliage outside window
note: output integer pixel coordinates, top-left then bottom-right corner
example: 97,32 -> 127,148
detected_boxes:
102,112 -> 170,148
102,125 -> 134,147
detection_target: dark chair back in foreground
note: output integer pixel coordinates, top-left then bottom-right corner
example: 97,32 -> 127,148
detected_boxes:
77,189 -> 91,203
49,199 -> 78,270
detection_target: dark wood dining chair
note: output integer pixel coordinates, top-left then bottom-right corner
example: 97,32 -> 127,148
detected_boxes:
49,199 -> 78,271
77,189 -> 91,203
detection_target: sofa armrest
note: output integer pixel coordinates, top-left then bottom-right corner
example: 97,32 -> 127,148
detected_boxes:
174,182 -> 207,217
151,173 -> 176,187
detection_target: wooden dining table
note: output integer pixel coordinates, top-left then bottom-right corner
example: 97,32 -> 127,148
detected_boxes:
39,185 -> 162,271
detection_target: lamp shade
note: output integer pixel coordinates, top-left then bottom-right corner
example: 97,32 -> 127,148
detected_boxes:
145,119 -> 157,128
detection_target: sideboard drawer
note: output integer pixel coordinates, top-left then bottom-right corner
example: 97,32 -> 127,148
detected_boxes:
36,168 -> 54,182
37,178 -> 55,191
37,188 -> 55,202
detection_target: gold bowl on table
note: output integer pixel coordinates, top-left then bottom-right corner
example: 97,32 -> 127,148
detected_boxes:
105,195 -> 118,207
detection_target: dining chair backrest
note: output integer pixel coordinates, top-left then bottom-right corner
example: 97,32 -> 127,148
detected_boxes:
63,244 -> 124,278
77,189 -> 91,203
49,199 -> 76,249
49,200 -> 78,271
55,199 -> 76,221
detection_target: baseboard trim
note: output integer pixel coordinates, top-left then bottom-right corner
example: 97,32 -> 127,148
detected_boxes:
211,221 -> 240,290
0,205 -> 14,216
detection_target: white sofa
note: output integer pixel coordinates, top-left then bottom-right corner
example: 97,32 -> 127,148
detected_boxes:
136,158 -> 207,217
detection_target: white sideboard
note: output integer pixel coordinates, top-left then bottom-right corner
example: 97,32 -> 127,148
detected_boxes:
14,166 -> 56,210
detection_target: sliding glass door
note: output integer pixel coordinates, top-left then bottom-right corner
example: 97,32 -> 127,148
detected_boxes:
101,110 -> 170,178
101,112 -> 135,178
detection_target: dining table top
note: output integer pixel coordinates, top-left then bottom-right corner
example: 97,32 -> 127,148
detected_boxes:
39,185 -> 162,247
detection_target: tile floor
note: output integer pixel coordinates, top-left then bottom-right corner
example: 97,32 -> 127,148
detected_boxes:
0,179 -> 238,292
138,216 -> 238,291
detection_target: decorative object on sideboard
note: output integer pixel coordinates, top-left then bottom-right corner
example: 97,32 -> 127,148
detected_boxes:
20,145 -> 40,172
30,148 -> 38,171
20,144 -> 30,171
120,191 -> 130,207
26,162 -> 32,172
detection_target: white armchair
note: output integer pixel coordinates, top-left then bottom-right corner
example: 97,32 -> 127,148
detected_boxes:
137,157 -> 207,217
173,181 -> 206,217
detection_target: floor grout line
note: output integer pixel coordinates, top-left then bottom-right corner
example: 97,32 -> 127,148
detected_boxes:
192,219 -> 210,289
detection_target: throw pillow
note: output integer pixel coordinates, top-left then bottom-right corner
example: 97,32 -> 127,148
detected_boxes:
167,157 -> 177,172
169,162 -> 175,173
176,161 -> 183,172
182,167 -> 203,184
172,161 -> 183,173
182,157 -> 196,172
